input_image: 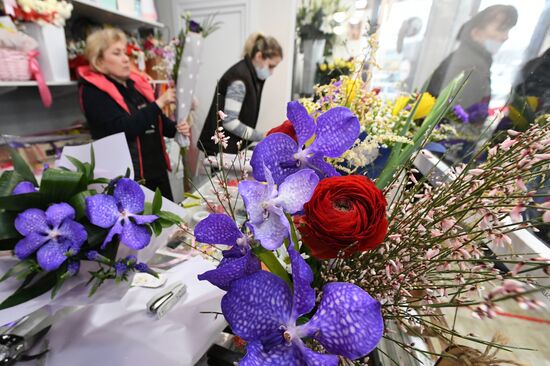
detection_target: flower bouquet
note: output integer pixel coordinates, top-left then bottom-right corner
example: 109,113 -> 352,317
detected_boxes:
10,0 -> 72,27
186,69 -> 550,364
0,145 -> 180,322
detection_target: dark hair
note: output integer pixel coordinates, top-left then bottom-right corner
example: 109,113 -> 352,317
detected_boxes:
243,32 -> 283,59
457,5 -> 518,42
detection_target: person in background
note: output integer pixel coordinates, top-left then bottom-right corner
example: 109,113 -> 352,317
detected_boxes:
427,5 -> 518,122
514,47 -> 550,111
198,33 -> 283,155
79,28 -> 190,201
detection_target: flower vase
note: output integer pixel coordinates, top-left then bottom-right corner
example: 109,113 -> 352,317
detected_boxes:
300,38 -> 325,95
23,23 -> 70,82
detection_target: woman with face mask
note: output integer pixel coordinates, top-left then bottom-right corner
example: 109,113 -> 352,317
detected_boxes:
427,5 -> 518,121
199,33 -> 283,155
79,28 -> 190,201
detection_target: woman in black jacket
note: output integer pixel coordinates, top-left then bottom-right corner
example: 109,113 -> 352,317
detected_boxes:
198,33 -> 283,156
79,28 -> 190,200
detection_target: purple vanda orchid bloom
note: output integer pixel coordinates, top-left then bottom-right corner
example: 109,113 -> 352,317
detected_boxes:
222,245 -> 384,365
251,101 -> 360,185
14,203 -> 87,272
86,178 -> 158,250
239,167 -> 319,250
195,213 -> 261,291
11,181 -> 37,195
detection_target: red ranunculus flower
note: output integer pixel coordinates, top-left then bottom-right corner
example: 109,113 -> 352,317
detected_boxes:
266,120 -> 297,142
296,175 -> 388,259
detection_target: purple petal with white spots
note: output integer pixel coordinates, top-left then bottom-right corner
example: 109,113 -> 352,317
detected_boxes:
288,245 -> 315,321
101,219 -> 123,249
198,249 -> 260,291
240,341 -> 302,366
194,213 -> 243,246
287,101 -> 315,148
305,282 -> 384,360
239,181 -> 268,224
14,232 -> 48,259
45,203 -> 75,228
308,107 -> 360,158
120,220 -> 151,250
307,154 -> 341,180
58,220 -> 87,248
114,178 -> 145,213
86,194 -> 119,228
14,208 -> 48,236
278,169 -> 319,214
250,133 -> 299,185
250,212 -> 289,250
12,181 -> 36,195
222,270 -> 292,341
295,340 -> 339,366
36,241 -> 72,271
132,214 -> 158,225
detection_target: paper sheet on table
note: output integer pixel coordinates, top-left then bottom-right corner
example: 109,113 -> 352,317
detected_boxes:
0,134 -> 188,324
56,132 -> 134,180
45,257 -> 226,366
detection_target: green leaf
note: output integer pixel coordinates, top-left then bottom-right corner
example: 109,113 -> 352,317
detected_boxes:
90,177 -> 111,185
0,211 -> 19,241
39,168 -> 84,202
0,271 -> 57,310
83,222 -> 109,248
0,259 -> 36,282
143,202 -> 153,215
151,221 -> 162,237
157,210 -> 182,224
252,247 -> 291,286
90,146 -> 96,173
69,190 -> 94,219
65,155 -> 85,173
9,148 -> 38,186
0,170 -> 25,197
152,188 -> 162,214
0,191 -> 45,211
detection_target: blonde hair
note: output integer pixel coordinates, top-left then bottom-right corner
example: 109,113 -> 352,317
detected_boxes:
85,28 -> 127,72
242,32 -> 283,60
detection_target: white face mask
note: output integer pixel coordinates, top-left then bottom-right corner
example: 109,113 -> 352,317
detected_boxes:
483,39 -> 504,55
255,65 -> 270,80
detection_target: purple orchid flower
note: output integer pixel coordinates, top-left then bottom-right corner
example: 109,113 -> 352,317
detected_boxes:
189,20 -> 202,33
250,101 -> 360,185
195,213 -> 260,291
222,245 -> 384,365
14,203 -> 87,271
11,181 -> 37,195
86,178 -> 158,250
452,105 -> 469,123
239,167 -> 319,250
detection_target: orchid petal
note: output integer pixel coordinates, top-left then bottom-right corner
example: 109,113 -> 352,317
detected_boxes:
101,219 -> 123,249
12,181 -> 36,195
288,245 -> 315,321
194,213 -> 243,246
309,107 -> 360,158
14,232 -> 48,259
36,241 -> 71,272
221,271 -> 292,341
114,178 -> 145,213
14,208 -> 48,236
250,212 -> 289,250
198,248 -> 260,291
307,154 -> 341,180
278,169 -> 319,214
250,133 -> 299,185
305,283 -> 384,360
239,181 -> 268,224
58,220 -> 87,248
295,340 -> 339,366
132,214 -> 158,225
240,341 -> 302,366
45,203 -> 75,228
287,101 -> 315,148
86,194 -> 119,228
120,220 -> 151,250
